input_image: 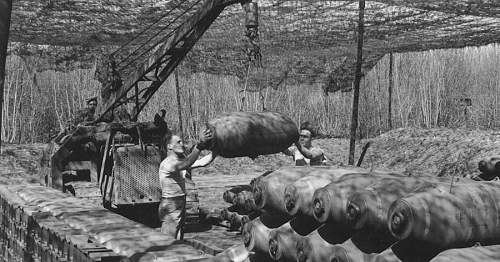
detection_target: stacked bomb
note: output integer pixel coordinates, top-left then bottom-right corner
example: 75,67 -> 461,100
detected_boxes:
475,156 -> 500,180
208,112 -> 500,261
240,156 -> 500,262
221,182 -> 262,231
241,165 -> 406,261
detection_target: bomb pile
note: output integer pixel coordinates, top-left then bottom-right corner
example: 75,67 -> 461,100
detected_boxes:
232,156 -> 500,262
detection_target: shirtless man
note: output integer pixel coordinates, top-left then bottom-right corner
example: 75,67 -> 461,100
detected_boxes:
158,129 -> 217,238
283,125 -> 327,166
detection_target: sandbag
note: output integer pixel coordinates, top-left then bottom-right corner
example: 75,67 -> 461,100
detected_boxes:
346,176 -> 457,253
388,181 -> 500,260
206,111 -> 299,158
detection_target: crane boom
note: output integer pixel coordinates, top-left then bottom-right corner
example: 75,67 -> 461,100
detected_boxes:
96,0 -> 249,122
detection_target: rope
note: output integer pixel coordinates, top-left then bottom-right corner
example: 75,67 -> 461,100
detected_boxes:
240,62 -> 252,111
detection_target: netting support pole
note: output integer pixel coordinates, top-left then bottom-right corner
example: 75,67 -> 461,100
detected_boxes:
0,0 -> 12,148
348,0 -> 365,165
388,52 -> 394,130
174,69 -> 184,138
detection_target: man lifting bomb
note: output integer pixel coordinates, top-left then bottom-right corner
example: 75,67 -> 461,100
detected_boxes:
282,122 -> 327,166
158,129 -> 216,238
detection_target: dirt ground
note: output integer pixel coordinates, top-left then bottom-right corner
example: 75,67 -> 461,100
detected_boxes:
1,128 -> 499,186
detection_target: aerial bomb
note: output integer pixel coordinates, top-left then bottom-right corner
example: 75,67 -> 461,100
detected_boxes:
477,156 -> 500,180
346,176 -> 450,253
223,185 -> 252,204
388,181 -> 500,260
429,245 -> 500,262
268,223 -> 302,261
206,111 -> 299,158
242,217 -> 273,254
330,241 -> 401,262
284,174 -> 341,217
296,224 -> 342,262
311,172 -> 404,245
253,166 -> 366,217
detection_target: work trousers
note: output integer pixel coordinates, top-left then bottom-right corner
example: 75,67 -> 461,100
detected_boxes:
158,195 -> 186,238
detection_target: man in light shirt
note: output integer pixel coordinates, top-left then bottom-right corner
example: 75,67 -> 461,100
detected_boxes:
283,125 -> 327,166
158,129 -> 216,238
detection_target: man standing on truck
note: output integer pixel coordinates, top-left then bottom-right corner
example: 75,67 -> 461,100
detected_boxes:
69,97 -> 98,130
282,122 -> 328,166
158,129 -> 217,238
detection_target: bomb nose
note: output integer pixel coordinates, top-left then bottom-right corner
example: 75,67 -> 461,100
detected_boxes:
223,191 -> 232,203
285,198 -> 295,212
388,200 -> 413,240
478,160 -> 487,172
330,247 -> 348,262
313,198 -> 325,219
346,202 -> 361,222
253,186 -> 263,208
269,238 -> 279,259
297,250 -> 307,262
346,192 -> 371,230
284,185 -> 299,214
245,198 -> 256,211
242,224 -> 252,247
390,212 -> 407,237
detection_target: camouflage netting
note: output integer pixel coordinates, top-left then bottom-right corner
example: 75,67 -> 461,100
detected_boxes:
8,0 -> 500,93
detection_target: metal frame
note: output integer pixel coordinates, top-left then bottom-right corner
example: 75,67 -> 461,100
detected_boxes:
97,0 -> 250,122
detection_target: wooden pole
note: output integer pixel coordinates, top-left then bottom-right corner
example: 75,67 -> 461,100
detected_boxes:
0,0 -> 13,147
348,0 -> 365,165
174,69 -> 184,137
388,52 -> 394,130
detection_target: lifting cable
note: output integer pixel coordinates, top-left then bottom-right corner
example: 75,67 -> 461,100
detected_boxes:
110,0 -> 202,72
119,0 -> 201,70
111,0 -> 191,57
242,1 -> 262,106
116,0 -> 203,72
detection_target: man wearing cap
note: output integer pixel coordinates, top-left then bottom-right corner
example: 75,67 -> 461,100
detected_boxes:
69,97 -> 98,130
282,123 -> 327,166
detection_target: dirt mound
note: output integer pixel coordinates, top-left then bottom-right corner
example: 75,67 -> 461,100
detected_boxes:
0,128 -> 498,186
361,128 -> 500,177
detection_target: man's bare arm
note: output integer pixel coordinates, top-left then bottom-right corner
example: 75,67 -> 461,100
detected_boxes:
295,142 -> 323,159
174,127 -> 214,171
190,151 -> 217,169
174,147 -> 203,171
